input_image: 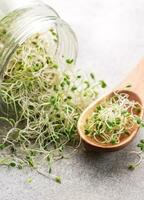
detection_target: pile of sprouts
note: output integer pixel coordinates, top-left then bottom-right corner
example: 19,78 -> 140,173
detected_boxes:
85,92 -> 142,145
0,32 -> 106,173
0,20 -> 143,176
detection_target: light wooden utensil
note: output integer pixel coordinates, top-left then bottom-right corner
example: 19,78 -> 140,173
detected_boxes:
77,59 -> 144,151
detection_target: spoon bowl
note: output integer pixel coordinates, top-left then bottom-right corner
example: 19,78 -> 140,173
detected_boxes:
78,59 -> 144,151
78,90 -> 143,151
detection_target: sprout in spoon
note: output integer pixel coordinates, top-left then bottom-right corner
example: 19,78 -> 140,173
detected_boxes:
84,92 -> 143,145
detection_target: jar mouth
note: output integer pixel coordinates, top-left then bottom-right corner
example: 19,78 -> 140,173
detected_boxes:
0,4 -> 78,78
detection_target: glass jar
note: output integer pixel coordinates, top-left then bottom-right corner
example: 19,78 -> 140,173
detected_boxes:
0,0 -> 78,78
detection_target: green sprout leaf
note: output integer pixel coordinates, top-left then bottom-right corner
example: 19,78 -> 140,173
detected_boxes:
9,162 -> 16,167
66,59 -> 74,64
55,176 -> 61,184
128,164 -> 135,170
99,80 -> 107,88
137,140 -> 144,151
0,144 -> 6,150
126,84 -> 132,88
26,177 -> 33,184
90,73 -> 95,80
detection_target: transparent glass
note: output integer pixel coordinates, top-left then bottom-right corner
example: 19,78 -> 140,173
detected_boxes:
0,0 -> 78,78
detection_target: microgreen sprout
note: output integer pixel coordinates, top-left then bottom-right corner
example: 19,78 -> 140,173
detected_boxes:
90,73 -> 95,80
55,176 -> 61,184
49,28 -> 58,43
26,177 -> 33,184
126,84 -> 132,88
66,59 -> 74,64
85,92 -> 142,145
99,80 -> 107,88
9,162 -> 16,167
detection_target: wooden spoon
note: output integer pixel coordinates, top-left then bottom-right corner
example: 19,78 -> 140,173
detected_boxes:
77,59 -> 144,151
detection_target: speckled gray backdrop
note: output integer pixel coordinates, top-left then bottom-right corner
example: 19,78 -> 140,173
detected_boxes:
0,0 -> 144,199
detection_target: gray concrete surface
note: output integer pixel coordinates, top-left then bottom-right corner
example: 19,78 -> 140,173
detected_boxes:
1,0 -> 144,199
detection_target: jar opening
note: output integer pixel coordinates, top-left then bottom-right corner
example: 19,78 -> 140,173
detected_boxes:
0,4 -> 78,77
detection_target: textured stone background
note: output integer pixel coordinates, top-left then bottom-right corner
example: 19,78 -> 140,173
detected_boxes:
1,0 -> 144,199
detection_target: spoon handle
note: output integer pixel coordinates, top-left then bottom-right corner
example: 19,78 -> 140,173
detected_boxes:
118,58 -> 144,104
